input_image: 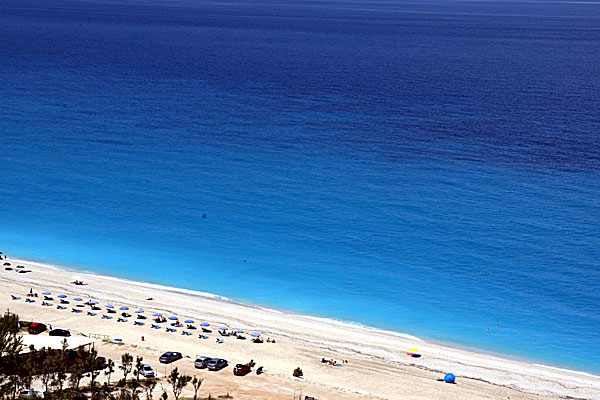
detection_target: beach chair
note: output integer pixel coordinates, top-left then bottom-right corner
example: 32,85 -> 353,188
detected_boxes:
102,315 -> 113,319
202,327 -> 212,333
72,308 -> 82,313
181,331 -> 191,336
57,305 -> 67,310
236,335 -> 246,340
60,299 -> 69,304
134,321 -> 144,326
118,318 -> 128,323
198,334 -> 209,339
151,324 -> 160,329
137,314 -> 147,320
87,312 -> 97,316
216,338 -> 224,344
107,309 -> 116,314
91,305 -> 101,310
25,298 -> 35,303
166,328 -> 176,332
11,295 -> 21,300
44,296 -> 53,300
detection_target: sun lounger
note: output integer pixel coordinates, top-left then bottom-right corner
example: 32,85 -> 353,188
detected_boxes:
237,335 -> 246,340
187,324 -> 197,329
166,328 -> 176,332
87,312 -> 97,316
181,331 -> 192,336
44,296 -> 53,300
72,308 -> 82,313
107,309 -> 116,313
25,298 -> 35,303
11,295 -> 21,300
137,314 -> 147,319
57,305 -> 67,310
42,301 -> 52,306
134,321 -> 144,326
117,318 -> 128,322
91,305 -> 101,310
102,315 -> 113,319
151,324 -> 160,329
252,338 -> 263,343
216,338 -> 224,343
199,334 -> 209,339
202,328 -> 212,333
60,300 -> 69,304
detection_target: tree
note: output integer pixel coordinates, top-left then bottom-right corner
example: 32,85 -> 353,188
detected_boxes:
191,376 -> 204,400
142,378 -> 157,400
86,348 -> 102,390
105,359 -> 115,386
167,368 -> 192,400
0,311 -> 22,357
134,356 -> 144,381
120,353 -> 134,383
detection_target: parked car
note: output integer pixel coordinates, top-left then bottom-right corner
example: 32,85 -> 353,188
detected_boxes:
19,389 -> 44,399
206,358 -> 228,371
27,323 -> 47,335
233,363 -> 251,376
49,328 -> 70,337
194,356 -> 212,369
140,364 -> 155,378
159,351 -> 183,364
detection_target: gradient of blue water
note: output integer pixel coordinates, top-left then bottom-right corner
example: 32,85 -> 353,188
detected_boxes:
1,0 -> 599,373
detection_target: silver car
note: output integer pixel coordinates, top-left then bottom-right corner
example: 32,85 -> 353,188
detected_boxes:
194,356 -> 212,369
140,364 -> 155,378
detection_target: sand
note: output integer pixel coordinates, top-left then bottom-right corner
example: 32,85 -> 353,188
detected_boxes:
2,258 -> 599,400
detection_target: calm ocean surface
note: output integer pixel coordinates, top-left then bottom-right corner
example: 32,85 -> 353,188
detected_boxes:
1,0 -> 599,373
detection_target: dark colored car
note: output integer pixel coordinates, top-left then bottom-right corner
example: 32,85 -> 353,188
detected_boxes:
49,329 -> 71,337
233,363 -> 251,376
159,351 -> 183,364
206,358 -> 228,371
28,323 -> 47,335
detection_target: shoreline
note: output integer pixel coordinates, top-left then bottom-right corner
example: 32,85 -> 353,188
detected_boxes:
2,257 -> 600,399
10,257 -> 596,377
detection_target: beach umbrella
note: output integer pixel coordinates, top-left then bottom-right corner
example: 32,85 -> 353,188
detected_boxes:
184,319 -> 194,323
134,309 -> 144,313
106,304 -> 114,309
444,373 -> 456,384
42,291 -> 51,295
89,300 -> 99,305
152,313 -> 162,317
234,329 -> 243,333
199,322 -> 210,327
250,332 -> 261,337
119,306 -> 129,310
58,294 -> 67,299
73,297 -> 83,301
409,348 -> 419,353
219,326 -> 228,330
168,316 -> 178,320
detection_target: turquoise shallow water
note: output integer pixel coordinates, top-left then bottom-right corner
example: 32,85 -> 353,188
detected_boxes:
1,0 -> 599,374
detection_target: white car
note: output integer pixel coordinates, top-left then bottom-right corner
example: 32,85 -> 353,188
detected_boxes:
19,389 -> 44,399
140,364 -> 155,378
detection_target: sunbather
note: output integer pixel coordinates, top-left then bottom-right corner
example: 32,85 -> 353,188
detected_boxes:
121,312 -> 131,317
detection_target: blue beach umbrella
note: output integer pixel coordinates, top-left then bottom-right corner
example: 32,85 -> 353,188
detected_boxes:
444,373 -> 456,384
184,319 -> 194,323
219,326 -> 228,330
168,316 -> 178,320
119,306 -> 129,310
89,300 -> 99,305
199,322 -> 210,327
234,329 -> 244,333
73,297 -> 83,301
250,332 -> 261,337
106,304 -> 114,309
58,294 -> 67,299
152,313 -> 162,317
42,291 -> 51,295
134,309 -> 144,313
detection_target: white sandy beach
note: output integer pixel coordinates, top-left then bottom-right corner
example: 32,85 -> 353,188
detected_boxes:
2,258 -> 600,400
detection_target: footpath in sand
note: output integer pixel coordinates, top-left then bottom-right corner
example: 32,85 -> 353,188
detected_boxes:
1,259 -> 600,400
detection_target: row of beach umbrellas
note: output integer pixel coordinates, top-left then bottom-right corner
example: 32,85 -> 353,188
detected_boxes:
38,291 -> 261,335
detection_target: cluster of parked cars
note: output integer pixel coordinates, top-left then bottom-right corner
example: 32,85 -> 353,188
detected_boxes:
194,355 -> 228,371
27,323 -> 70,337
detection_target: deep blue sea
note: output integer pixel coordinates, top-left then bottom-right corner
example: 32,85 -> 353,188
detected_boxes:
1,0 -> 599,374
